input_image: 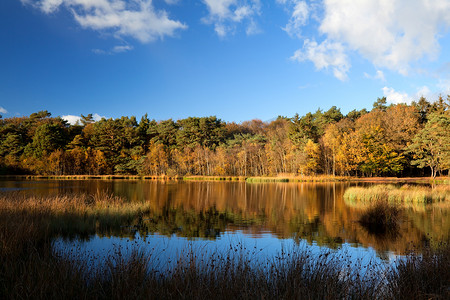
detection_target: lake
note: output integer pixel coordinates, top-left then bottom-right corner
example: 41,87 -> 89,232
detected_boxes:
1,179 -> 448,269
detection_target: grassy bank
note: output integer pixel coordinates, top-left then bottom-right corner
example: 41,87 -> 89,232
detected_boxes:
0,192 -> 152,238
2,174 -> 448,184
0,174 -> 184,180
0,193 -> 449,299
344,184 -> 450,205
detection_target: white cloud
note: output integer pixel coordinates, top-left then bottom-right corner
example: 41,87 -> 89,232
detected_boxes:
92,48 -> 107,55
25,0 -> 187,43
112,45 -> 133,53
291,39 -> 350,81
319,0 -> 450,75
287,0 -> 450,79
245,20 -> 260,35
62,113 -> 105,125
437,79 -> 450,95
0,106 -> 7,114
414,81 -> 450,102
382,87 -> 412,104
374,70 -> 386,82
92,113 -> 104,121
92,44 -> 133,54
364,70 -> 386,82
280,0 -> 309,38
383,83 -> 450,104
202,0 -> 261,37
39,0 -> 63,13
62,115 -> 82,125
416,86 -> 432,99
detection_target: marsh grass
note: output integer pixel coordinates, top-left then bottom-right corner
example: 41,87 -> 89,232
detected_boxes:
183,176 -> 246,181
344,184 -> 450,205
0,191 -> 151,238
0,193 -> 449,299
246,175 -> 349,183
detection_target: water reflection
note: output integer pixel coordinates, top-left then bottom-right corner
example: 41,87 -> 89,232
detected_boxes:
0,179 -> 448,255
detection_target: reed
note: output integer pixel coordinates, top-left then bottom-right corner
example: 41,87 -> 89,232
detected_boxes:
246,175 -> 349,183
246,177 -> 289,183
0,192 -> 151,238
385,241 -> 450,299
183,176 -> 245,181
344,184 -> 450,205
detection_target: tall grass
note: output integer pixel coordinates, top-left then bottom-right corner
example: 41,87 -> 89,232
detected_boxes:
0,191 -> 152,238
344,184 -> 450,205
386,241 -> 450,299
0,193 -> 449,299
246,175 -> 349,183
183,176 -> 246,181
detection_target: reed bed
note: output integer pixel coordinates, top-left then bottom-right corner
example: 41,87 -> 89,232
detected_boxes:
0,192 -> 152,238
344,184 -> 450,205
0,193 -> 449,299
246,175 -> 350,183
246,177 -> 289,183
183,176 -> 246,181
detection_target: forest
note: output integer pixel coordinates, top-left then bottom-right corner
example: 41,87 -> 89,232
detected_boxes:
1,96 -> 449,178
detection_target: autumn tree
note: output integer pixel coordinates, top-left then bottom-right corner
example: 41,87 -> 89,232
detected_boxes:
408,112 -> 450,178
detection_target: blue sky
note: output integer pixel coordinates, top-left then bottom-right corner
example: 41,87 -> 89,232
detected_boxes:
1,0 -> 450,124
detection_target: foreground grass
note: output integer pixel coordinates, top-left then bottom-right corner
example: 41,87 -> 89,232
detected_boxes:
344,184 -> 450,205
0,193 -> 449,299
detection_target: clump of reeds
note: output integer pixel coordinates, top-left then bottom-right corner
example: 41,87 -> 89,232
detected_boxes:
344,184 -> 450,205
385,240 -> 450,299
358,200 -> 400,236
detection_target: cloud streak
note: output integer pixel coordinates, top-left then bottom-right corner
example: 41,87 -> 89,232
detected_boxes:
279,0 -> 309,38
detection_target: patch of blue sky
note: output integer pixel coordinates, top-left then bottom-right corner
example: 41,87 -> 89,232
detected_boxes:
1,0 -> 450,122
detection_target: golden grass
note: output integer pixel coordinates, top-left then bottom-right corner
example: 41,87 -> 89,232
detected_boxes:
344,184 -> 450,205
0,191 -> 152,239
246,175 -> 350,183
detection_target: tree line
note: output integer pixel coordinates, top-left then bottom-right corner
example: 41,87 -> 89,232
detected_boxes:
1,96 -> 449,177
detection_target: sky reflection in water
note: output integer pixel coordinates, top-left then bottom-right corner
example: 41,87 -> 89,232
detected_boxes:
1,179 -> 447,266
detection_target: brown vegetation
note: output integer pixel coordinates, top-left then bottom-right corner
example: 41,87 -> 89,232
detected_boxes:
0,192 -> 449,299
344,184 -> 450,205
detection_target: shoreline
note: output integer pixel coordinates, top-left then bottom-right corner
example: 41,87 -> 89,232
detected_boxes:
0,174 -> 447,183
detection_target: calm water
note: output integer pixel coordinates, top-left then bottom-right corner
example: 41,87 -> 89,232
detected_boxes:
1,179 -> 449,266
